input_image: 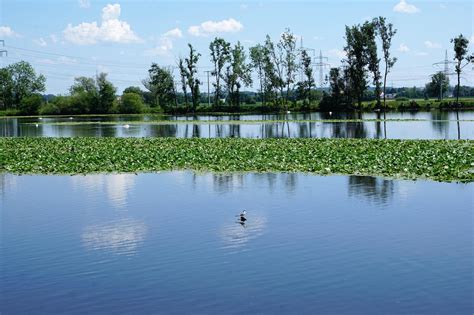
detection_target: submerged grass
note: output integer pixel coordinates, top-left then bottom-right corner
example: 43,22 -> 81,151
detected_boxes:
1,137 -> 473,182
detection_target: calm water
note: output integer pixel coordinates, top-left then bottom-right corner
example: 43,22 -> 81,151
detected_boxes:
1,111 -> 473,139
1,172 -> 472,314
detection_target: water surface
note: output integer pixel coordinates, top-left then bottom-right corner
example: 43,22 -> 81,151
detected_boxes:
1,172 -> 472,313
2,111 -> 473,139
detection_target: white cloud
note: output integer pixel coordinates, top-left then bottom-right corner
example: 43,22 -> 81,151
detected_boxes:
0,26 -> 19,37
327,48 -> 346,59
79,0 -> 90,8
34,37 -> 47,47
144,28 -> 183,56
398,43 -> 410,52
424,40 -> 441,49
63,3 -> 140,45
393,0 -> 420,14
163,28 -> 182,38
102,3 -> 120,21
188,18 -> 243,37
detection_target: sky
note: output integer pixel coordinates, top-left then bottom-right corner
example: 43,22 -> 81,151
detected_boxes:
0,0 -> 472,94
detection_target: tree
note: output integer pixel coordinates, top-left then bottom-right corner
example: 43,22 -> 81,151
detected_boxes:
210,38 -> 231,107
451,34 -> 473,105
280,28 -> 299,107
319,67 -> 347,111
143,63 -> 175,109
96,73 -> 116,113
123,86 -> 143,97
363,21 -> 382,108
329,67 -> 346,107
249,44 -> 266,106
19,94 -> 43,115
223,42 -> 252,108
177,58 -> 189,110
70,76 -> 97,95
375,16 -> 397,113
4,61 -> 45,108
184,44 -> 201,112
0,68 -> 13,109
344,24 -> 369,109
119,92 -> 145,113
264,35 -> 284,106
296,49 -> 315,106
69,76 -> 99,113
425,72 -> 449,100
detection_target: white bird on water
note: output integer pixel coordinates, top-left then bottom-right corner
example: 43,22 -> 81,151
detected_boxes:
35,123 -> 39,127
123,124 -> 130,129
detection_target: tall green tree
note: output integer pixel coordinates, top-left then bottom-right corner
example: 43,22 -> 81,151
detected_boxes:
329,67 -> 346,107
223,42 -> 252,108
143,63 -> 175,109
69,76 -> 99,113
177,58 -> 189,110
184,44 -> 201,112
96,73 -> 116,114
425,72 -> 449,100
451,34 -> 473,105
296,49 -> 315,105
363,21 -> 382,108
279,28 -> 298,107
3,61 -> 45,108
375,16 -> 397,113
264,35 -> 285,105
0,68 -> 13,109
249,44 -> 267,106
209,38 -> 231,107
344,24 -> 369,109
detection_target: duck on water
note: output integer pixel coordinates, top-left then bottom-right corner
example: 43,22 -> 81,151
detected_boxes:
236,210 -> 247,222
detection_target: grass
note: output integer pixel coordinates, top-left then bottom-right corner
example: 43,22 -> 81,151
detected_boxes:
1,137 -> 472,182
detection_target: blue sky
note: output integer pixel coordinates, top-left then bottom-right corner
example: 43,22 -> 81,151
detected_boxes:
0,0 -> 472,94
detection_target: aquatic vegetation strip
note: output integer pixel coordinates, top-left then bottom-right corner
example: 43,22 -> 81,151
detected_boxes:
1,138 -> 472,182
25,118 -> 474,126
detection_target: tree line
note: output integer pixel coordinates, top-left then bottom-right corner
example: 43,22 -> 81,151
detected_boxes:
0,18 -> 472,115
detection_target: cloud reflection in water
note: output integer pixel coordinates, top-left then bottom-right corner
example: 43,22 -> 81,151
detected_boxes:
82,218 -> 147,256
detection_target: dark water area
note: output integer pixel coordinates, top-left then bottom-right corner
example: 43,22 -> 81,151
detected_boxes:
1,172 -> 472,314
1,111 -> 473,139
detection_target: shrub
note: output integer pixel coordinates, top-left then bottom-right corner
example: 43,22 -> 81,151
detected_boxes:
119,92 -> 145,113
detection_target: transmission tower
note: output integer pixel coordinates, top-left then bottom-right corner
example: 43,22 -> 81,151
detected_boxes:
432,50 -> 456,99
297,37 -> 316,82
0,40 -> 7,57
314,50 -> 330,88
433,49 -> 456,77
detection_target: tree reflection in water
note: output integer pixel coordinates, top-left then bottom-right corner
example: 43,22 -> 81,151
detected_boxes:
348,175 -> 394,204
